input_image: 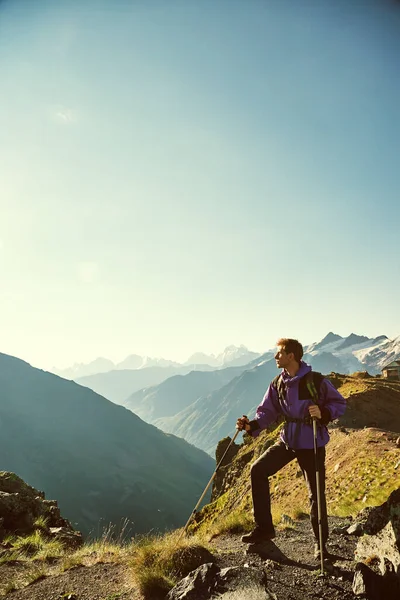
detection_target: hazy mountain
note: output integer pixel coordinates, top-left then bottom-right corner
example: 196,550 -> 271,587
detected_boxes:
52,345 -> 259,381
303,351 -> 347,375
52,357 -> 115,380
53,355 -> 182,380
117,355 -> 180,370
124,364 -> 249,423
0,352 -> 214,537
155,358 -> 279,455
185,345 -> 261,368
76,364 -> 214,404
184,352 -> 220,367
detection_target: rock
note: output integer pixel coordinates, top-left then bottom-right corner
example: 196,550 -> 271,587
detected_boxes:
352,562 -> 400,600
355,487 -> 400,589
166,563 -> 219,600
169,544 -> 215,578
347,523 -> 364,536
395,437 -> 400,448
352,562 -> 382,598
49,527 -> 83,549
331,525 -> 350,535
166,563 -> 276,600
0,471 -> 81,542
212,437 -> 241,502
215,565 -> 267,593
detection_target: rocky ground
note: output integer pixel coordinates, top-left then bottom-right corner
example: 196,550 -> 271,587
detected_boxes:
1,515 -> 362,600
208,515 -> 358,600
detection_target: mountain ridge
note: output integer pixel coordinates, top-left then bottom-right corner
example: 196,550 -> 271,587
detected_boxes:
0,352 -> 214,537
52,345 -> 262,380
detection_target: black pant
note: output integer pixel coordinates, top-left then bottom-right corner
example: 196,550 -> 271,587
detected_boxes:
250,441 -> 328,545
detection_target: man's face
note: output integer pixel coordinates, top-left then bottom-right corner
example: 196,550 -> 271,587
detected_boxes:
274,346 -> 293,369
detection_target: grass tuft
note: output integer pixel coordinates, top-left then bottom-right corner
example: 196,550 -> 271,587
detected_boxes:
9,530 -> 64,560
0,549 -> 23,565
33,515 -> 49,532
128,531 -> 212,599
207,510 -> 253,539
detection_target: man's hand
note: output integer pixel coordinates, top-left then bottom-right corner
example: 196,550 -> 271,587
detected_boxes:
236,415 -> 250,431
308,405 -> 322,420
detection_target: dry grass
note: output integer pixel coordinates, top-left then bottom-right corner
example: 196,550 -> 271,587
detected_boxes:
7,530 -> 64,560
0,522 -> 131,597
207,509 -> 254,539
127,530 -> 212,599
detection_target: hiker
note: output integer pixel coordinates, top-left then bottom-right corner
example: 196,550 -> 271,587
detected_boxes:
236,338 -> 346,559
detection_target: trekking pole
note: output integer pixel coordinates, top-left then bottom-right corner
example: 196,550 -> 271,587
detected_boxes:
312,417 -> 325,575
307,379 -> 325,576
178,421 -> 245,541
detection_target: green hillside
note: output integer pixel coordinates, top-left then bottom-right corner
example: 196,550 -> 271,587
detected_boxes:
190,425 -> 400,536
0,352 -> 214,537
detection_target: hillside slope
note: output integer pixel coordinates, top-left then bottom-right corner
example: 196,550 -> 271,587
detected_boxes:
0,353 -> 214,537
194,426 -> 400,534
155,358 -> 279,455
123,364 -> 248,422
75,365 -> 197,403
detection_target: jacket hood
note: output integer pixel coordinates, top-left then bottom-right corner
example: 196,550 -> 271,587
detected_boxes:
281,361 -> 311,384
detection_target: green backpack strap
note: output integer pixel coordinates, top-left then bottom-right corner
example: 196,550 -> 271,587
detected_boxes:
305,371 -> 319,405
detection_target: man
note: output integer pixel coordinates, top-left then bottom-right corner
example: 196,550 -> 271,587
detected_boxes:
236,338 -> 346,558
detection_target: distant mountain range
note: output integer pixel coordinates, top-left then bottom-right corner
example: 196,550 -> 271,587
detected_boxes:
112,333 -> 400,455
0,352 -> 214,537
67,333 -> 399,407
123,364 -> 251,423
304,332 -> 400,374
51,345 -> 262,380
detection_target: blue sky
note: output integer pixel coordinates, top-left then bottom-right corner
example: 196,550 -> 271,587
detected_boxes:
0,0 -> 399,369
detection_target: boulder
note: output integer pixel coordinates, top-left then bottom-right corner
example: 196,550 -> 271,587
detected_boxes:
352,562 -> 400,600
352,562 -> 384,598
214,566 -> 271,597
0,471 -> 81,545
167,563 -> 275,600
166,563 -> 219,600
211,437 -> 240,501
355,488 -> 400,585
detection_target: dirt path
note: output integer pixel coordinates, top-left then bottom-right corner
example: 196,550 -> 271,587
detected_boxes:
2,562 -> 140,600
2,516 -> 358,600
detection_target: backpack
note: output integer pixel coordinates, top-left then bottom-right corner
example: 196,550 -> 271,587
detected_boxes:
271,370 -> 324,407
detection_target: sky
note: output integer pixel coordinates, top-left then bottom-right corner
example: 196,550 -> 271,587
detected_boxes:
0,0 -> 399,370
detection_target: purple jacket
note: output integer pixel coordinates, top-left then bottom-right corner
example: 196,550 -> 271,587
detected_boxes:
249,362 -> 346,449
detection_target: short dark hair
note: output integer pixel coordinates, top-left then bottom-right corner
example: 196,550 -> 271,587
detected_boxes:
277,338 -> 303,363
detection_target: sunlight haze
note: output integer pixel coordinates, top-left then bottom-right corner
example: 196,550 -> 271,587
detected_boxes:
1,0 -> 399,370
